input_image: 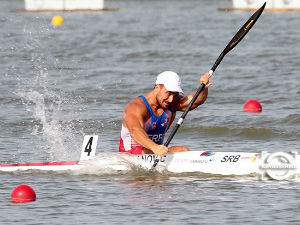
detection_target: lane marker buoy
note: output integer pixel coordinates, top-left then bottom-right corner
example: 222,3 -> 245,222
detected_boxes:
51,16 -> 64,26
243,99 -> 262,113
11,185 -> 36,203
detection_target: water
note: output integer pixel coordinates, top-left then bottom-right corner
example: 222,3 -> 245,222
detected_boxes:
0,0 -> 299,224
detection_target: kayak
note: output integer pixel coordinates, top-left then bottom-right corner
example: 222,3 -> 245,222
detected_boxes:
0,151 -> 259,175
0,135 -> 299,180
0,151 -> 258,175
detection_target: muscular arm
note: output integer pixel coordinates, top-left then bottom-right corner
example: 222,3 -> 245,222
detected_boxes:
123,101 -> 166,155
174,72 -> 212,112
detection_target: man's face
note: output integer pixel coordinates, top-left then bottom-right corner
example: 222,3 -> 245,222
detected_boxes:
156,85 -> 179,109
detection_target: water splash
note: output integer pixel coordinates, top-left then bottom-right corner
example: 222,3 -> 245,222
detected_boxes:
14,23 -> 82,161
64,153 -> 166,176
18,88 -> 70,160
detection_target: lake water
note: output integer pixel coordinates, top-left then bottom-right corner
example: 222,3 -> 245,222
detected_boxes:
0,0 -> 299,224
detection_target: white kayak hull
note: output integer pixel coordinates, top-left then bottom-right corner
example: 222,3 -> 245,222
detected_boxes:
2,136 -> 298,181
1,151 -> 299,179
134,151 -> 260,175
0,151 -> 258,174
2,136 -> 298,179
0,161 -> 83,172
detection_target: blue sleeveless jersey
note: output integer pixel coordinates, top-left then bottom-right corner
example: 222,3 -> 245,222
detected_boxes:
139,96 -> 173,145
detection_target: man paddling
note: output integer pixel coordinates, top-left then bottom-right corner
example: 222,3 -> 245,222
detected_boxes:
119,71 -> 212,156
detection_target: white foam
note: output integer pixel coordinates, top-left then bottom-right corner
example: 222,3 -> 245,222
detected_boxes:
69,153 -> 167,176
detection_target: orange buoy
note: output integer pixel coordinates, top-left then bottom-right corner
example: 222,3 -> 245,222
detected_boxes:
11,185 -> 36,203
243,100 -> 262,113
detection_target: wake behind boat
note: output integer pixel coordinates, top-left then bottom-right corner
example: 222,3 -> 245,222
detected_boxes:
1,135 -> 299,180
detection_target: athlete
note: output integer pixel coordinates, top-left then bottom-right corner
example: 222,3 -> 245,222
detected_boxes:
119,71 -> 212,156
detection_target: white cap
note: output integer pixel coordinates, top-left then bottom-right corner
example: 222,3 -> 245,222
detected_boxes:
155,71 -> 184,94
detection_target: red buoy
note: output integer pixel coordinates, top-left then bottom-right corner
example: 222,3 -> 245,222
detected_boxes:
243,100 -> 262,113
11,185 -> 36,203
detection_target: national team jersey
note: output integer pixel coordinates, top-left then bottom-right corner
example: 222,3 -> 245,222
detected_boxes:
119,95 -> 173,154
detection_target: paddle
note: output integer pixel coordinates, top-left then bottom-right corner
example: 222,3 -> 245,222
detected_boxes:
151,2 -> 266,169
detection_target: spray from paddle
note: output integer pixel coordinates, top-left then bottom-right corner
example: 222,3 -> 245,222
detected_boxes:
15,25 -> 82,161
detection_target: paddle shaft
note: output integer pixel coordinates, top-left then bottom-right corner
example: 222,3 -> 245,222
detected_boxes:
164,82 -> 206,147
151,2 -> 266,169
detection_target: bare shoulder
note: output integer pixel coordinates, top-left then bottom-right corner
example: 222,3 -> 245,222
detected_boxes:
123,97 -> 148,123
125,97 -> 146,113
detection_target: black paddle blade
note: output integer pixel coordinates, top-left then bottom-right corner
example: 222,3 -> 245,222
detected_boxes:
211,2 -> 266,71
224,2 -> 266,54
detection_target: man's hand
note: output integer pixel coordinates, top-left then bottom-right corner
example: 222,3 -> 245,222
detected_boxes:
153,145 -> 168,156
200,72 -> 212,88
